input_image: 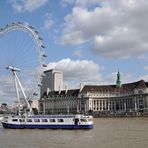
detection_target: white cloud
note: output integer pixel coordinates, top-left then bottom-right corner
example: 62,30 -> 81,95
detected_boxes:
103,72 -> 135,85
46,59 -> 138,88
11,0 -> 48,12
0,76 -> 16,103
144,66 -> 148,70
60,0 -> 148,58
103,72 -> 117,85
46,58 -> 104,88
75,0 -> 101,9
11,0 -> 23,12
140,75 -> 148,81
44,18 -> 54,29
60,6 -> 116,45
61,0 -> 75,7
0,71 -> 39,104
44,13 -> 55,29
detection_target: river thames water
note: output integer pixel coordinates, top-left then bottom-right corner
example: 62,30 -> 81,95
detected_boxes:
0,118 -> 148,148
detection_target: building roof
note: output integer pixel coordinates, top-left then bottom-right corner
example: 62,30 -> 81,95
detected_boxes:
42,80 -> 148,97
44,69 -> 62,73
81,80 -> 148,93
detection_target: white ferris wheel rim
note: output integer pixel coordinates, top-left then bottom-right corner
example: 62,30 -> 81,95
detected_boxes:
0,21 -> 47,101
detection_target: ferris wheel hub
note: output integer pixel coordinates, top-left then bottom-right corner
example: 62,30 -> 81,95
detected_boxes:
6,65 -> 21,72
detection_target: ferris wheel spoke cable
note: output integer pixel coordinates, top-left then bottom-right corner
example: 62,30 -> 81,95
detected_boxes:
10,32 -> 37,67
14,35 -> 36,60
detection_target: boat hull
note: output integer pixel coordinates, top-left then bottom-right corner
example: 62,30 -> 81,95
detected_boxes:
2,122 -> 93,129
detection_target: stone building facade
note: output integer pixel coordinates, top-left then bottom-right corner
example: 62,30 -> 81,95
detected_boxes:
39,80 -> 148,116
79,80 -> 148,116
39,89 -> 80,114
39,71 -> 148,116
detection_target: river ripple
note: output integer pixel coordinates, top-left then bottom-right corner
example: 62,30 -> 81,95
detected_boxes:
0,118 -> 148,148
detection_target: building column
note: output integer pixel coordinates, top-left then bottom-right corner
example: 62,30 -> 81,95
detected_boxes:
110,100 -> 113,111
92,100 -> 94,111
143,97 -> 146,108
101,100 -> 103,111
105,100 -> 107,110
114,100 -> 116,111
122,100 -> 124,111
98,100 -> 100,111
124,100 -> 126,111
134,97 -> 137,111
137,98 -> 139,110
43,101 -> 46,114
119,100 -> 121,111
108,100 -> 110,111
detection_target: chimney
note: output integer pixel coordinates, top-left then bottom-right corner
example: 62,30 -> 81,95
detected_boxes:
58,86 -> 61,94
80,83 -> 84,92
65,86 -> 68,94
46,88 -> 50,95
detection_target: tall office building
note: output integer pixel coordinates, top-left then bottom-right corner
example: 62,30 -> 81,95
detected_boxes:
41,69 -> 63,96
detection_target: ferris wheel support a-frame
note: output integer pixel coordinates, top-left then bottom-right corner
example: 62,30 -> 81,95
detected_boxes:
6,66 -> 32,114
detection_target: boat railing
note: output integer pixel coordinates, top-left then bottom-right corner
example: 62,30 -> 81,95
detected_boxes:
27,115 -> 76,118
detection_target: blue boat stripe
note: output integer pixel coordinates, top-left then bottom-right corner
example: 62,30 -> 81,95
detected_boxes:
2,122 -> 93,129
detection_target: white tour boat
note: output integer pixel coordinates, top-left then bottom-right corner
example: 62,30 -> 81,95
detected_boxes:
2,114 -> 93,129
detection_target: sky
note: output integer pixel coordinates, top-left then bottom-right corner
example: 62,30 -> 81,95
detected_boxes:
0,0 -> 148,104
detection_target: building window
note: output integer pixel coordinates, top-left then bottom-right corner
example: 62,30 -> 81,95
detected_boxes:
139,98 -> 144,109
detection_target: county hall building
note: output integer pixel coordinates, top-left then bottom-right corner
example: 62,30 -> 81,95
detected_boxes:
39,70 -> 148,116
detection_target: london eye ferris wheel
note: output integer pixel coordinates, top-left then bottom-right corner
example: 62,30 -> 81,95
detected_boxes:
0,22 -> 47,105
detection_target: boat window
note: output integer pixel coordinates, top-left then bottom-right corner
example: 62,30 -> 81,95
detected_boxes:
80,119 -> 88,122
27,119 -> 32,122
57,119 -> 64,122
88,118 -> 93,122
49,119 -> 55,122
12,119 -> 18,122
19,119 -> 25,122
34,119 -> 40,122
74,118 -> 79,125
42,119 -> 48,122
